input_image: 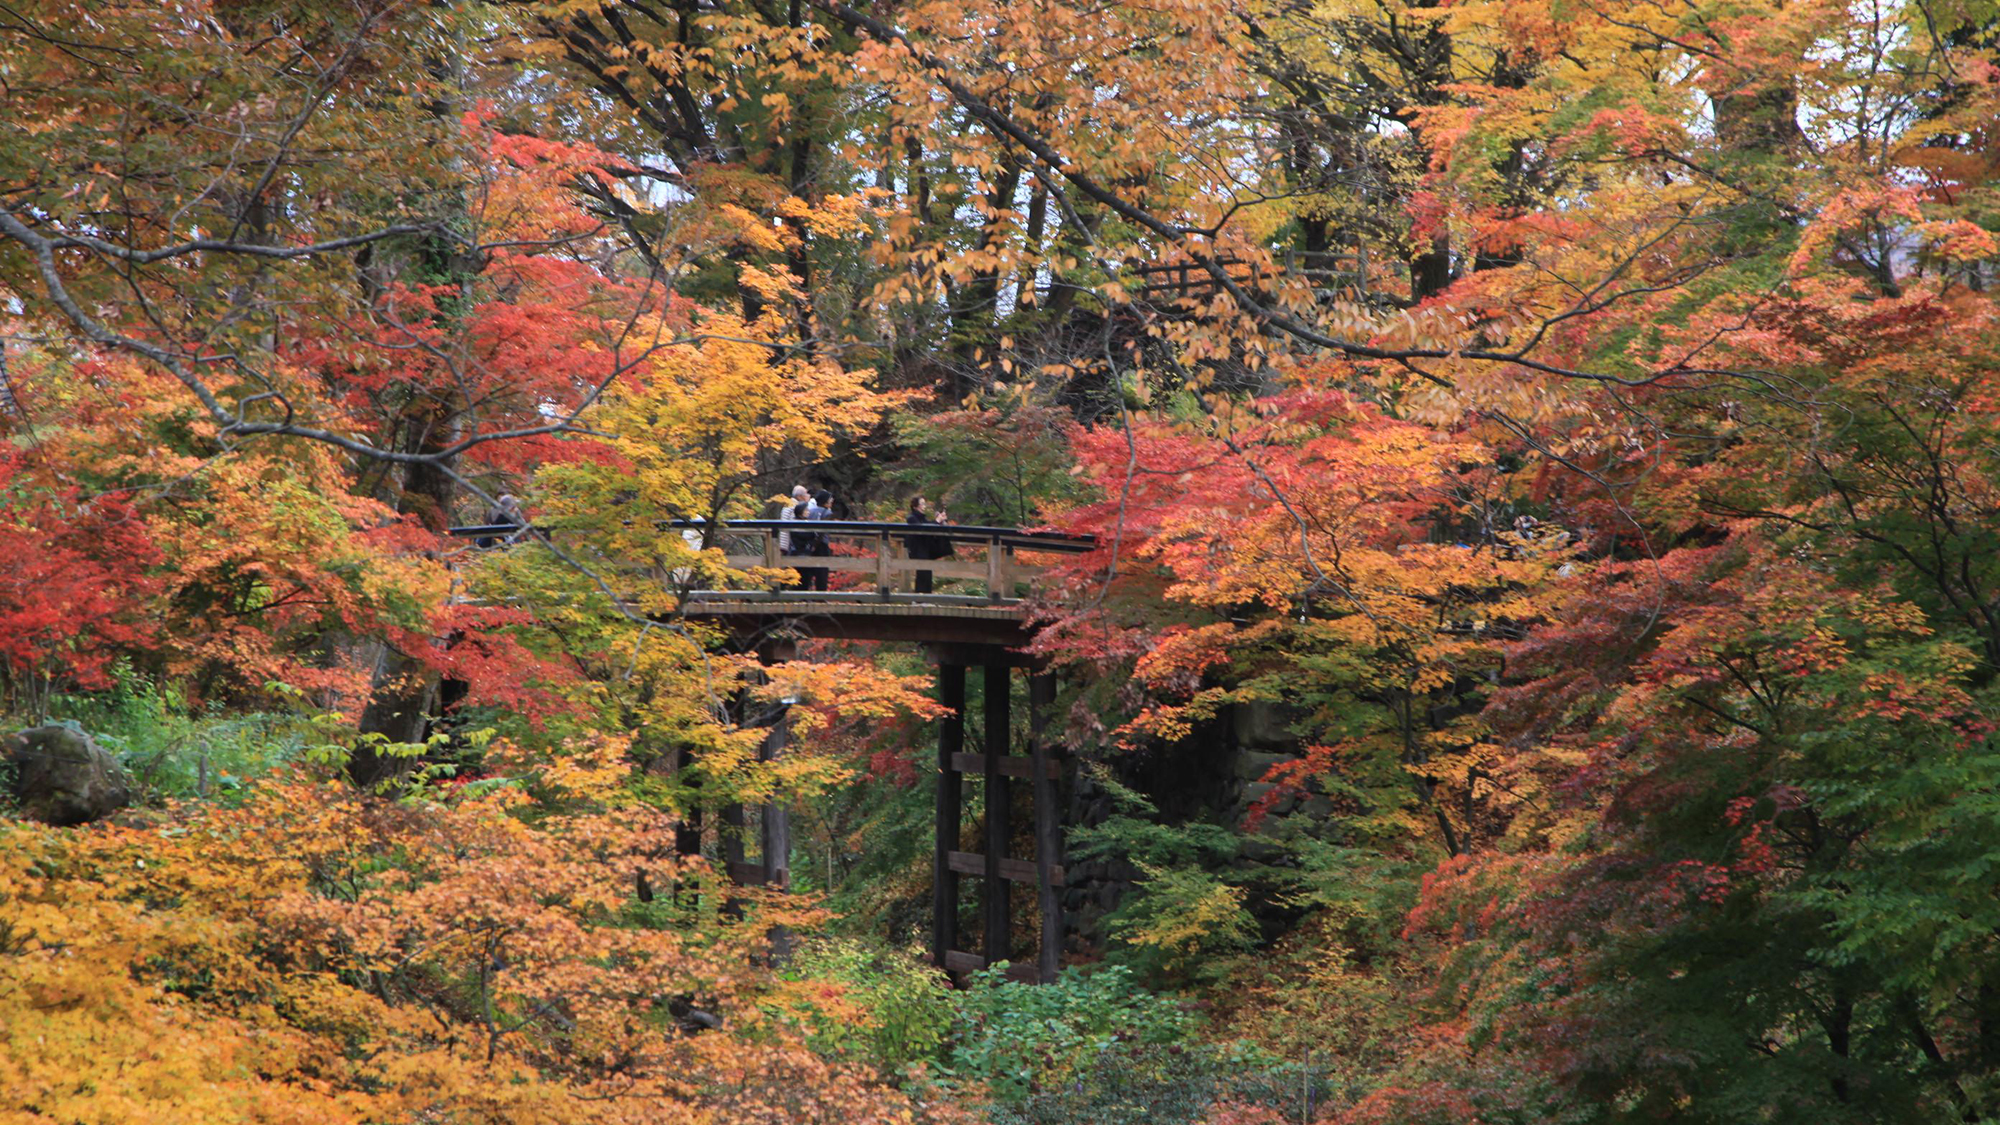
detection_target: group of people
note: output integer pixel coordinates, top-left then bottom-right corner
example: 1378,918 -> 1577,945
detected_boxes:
777,485 -> 837,590
470,487 -> 959,594
777,487 -> 957,593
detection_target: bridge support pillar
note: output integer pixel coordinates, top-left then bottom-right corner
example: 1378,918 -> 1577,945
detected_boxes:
1030,671 -> 1061,983
931,663 -> 965,971
982,664 -> 1011,965
930,651 -> 1064,983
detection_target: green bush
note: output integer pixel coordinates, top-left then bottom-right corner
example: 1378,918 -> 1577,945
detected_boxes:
42,667 -> 338,801
986,1045 -> 1348,1125
934,963 -> 1357,1124
941,963 -> 1199,1104
784,939 -> 955,1077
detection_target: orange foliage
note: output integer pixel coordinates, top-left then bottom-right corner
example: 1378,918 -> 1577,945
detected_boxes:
1,772 -> 949,1124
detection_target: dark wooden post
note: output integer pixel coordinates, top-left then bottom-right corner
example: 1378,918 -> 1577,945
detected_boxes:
722,803 -> 748,873
755,640 -> 794,962
720,800 -> 750,919
983,663 -> 1011,964
932,663 -> 966,970
1030,671 -> 1061,983
759,716 -> 790,890
760,711 -> 793,962
673,743 -> 704,858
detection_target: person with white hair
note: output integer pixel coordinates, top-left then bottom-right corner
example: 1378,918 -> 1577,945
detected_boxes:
478,493 -> 525,548
777,484 -> 809,556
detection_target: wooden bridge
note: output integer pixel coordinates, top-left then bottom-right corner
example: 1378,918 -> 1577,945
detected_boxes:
666,518 -> 1091,648
1132,246 -> 1374,308
449,517 -> 1097,983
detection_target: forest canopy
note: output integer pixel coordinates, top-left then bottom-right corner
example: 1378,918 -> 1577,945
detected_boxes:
3,0 -> 2000,1121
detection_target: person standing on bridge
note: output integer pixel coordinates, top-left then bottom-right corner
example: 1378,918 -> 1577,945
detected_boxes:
800,489 -> 833,591
777,485 -> 810,558
905,496 -> 953,593
478,493 -> 525,548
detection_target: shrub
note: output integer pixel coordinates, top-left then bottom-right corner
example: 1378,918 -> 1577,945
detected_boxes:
784,938 -> 956,1077
941,963 -> 1198,1103
986,1045 -> 1347,1125
43,667 -> 340,802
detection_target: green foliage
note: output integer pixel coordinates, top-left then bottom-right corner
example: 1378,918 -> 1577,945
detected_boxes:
785,939 -> 955,1077
941,963 -> 1199,1103
942,965 -> 1352,1124
1262,833 -> 1424,960
1103,864 -> 1258,984
986,1044 -> 1347,1125
1068,774 -> 1256,984
1067,774 -> 1243,869
43,667 -> 343,801
885,392 -> 1088,526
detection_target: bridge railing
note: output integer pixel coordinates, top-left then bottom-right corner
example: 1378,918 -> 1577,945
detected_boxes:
448,519 -> 1097,604
671,519 -> 1094,603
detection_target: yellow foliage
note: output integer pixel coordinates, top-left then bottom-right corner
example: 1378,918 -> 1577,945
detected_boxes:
1,777 -> 945,1124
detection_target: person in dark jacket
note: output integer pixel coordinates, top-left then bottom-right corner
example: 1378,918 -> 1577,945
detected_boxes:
905,496 -> 953,593
477,493 -> 525,548
801,489 -> 833,591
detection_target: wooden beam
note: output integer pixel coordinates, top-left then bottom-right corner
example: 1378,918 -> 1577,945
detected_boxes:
924,641 -> 1045,669
983,664 -> 1010,963
943,950 -> 1039,982
682,602 -> 1037,648
946,849 -> 1064,886
985,537 -> 1003,601
949,751 -> 1058,779
719,552 -> 1041,584
932,664 -> 965,971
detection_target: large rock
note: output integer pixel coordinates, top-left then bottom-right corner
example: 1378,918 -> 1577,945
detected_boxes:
4,725 -> 131,826
1231,699 -> 1303,750
1231,749 -> 1300,782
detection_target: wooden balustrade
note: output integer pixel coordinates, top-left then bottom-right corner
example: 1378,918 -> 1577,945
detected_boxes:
670,519 -> 1095,603
449,519 -> 1094,603
1129,247 -> 1372,305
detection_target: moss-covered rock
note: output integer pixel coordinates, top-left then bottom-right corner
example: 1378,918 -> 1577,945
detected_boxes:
4,725 -> 131,826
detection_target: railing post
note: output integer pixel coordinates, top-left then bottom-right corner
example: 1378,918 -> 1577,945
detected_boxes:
877,531 -> 892,598
986,535 -> 1003,602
